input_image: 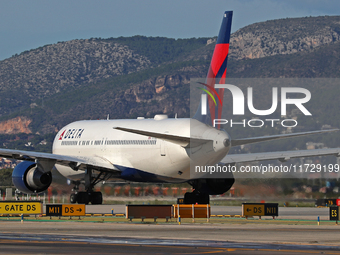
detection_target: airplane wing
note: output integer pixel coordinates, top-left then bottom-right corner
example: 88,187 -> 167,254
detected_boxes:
0,148 -> 119,172
231,129 -> 338,147
221,148 -> 340,164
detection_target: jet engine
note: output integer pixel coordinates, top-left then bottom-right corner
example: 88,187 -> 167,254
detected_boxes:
12,161 -> 52,194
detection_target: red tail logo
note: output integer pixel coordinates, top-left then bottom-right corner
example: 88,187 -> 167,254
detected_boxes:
205,11 -> 232,129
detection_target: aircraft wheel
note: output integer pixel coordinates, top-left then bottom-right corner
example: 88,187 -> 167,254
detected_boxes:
91,192 -> 103,204
183,192 -> 196,204
197,193 -> 210,204
70,193 -> 78,204
77,191 -> 90,204
183,192 -> 210,204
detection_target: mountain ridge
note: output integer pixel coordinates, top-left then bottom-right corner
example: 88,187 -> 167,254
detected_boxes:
0,15 -> 340,152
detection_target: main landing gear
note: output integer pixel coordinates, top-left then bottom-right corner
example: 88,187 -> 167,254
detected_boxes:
183,190 -> 210,204
70,191 -> 103,205
182,178 -> 235,204
70,168 -> 108,205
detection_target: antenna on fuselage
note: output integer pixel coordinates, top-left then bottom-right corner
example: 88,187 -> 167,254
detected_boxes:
107,114 -> 109,120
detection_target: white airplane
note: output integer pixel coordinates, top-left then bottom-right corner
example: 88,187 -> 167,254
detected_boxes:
2,11 -> 340,204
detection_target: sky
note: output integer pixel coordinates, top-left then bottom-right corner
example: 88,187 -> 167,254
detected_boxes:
1,0 -> 340,61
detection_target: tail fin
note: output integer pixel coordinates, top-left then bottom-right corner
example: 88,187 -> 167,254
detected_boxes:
193,11 -> 233,128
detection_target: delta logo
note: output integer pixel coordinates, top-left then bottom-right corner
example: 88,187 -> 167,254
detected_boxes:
58,129 -> 84,140
58,130 -> 66,140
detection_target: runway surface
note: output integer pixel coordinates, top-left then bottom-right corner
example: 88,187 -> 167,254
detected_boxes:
1,232 -> 340,255
1,205 -> 339,254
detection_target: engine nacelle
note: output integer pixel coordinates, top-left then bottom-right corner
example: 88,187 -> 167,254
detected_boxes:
12,161 -> 52,194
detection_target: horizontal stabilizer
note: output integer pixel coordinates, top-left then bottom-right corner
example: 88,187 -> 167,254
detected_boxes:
222,147 -> 340,164
114,127 -> 211,147
231,129 -> 338,147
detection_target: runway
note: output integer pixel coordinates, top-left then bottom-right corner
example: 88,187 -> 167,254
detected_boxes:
1,205 -> 339,254
0,232 -> 339,255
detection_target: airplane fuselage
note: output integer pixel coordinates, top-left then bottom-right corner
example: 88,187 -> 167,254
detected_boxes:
52,116 -> 230,183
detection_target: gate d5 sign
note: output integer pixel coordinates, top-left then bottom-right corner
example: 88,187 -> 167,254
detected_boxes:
0,201 -> 42,214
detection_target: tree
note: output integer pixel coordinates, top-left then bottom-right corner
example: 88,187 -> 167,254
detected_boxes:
0,168 -> 13,187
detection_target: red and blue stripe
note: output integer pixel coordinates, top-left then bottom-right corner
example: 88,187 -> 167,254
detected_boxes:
206,11 -> 232,129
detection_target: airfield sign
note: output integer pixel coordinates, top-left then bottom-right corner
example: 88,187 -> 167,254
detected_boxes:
0,201 -> 42,214
62,204 -> 85,216
329,206 -> 339,221
46,204 -> 85,216
242,203 -> 278,217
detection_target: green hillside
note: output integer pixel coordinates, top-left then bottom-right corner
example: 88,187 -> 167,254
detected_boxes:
0,15 -> 340,152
